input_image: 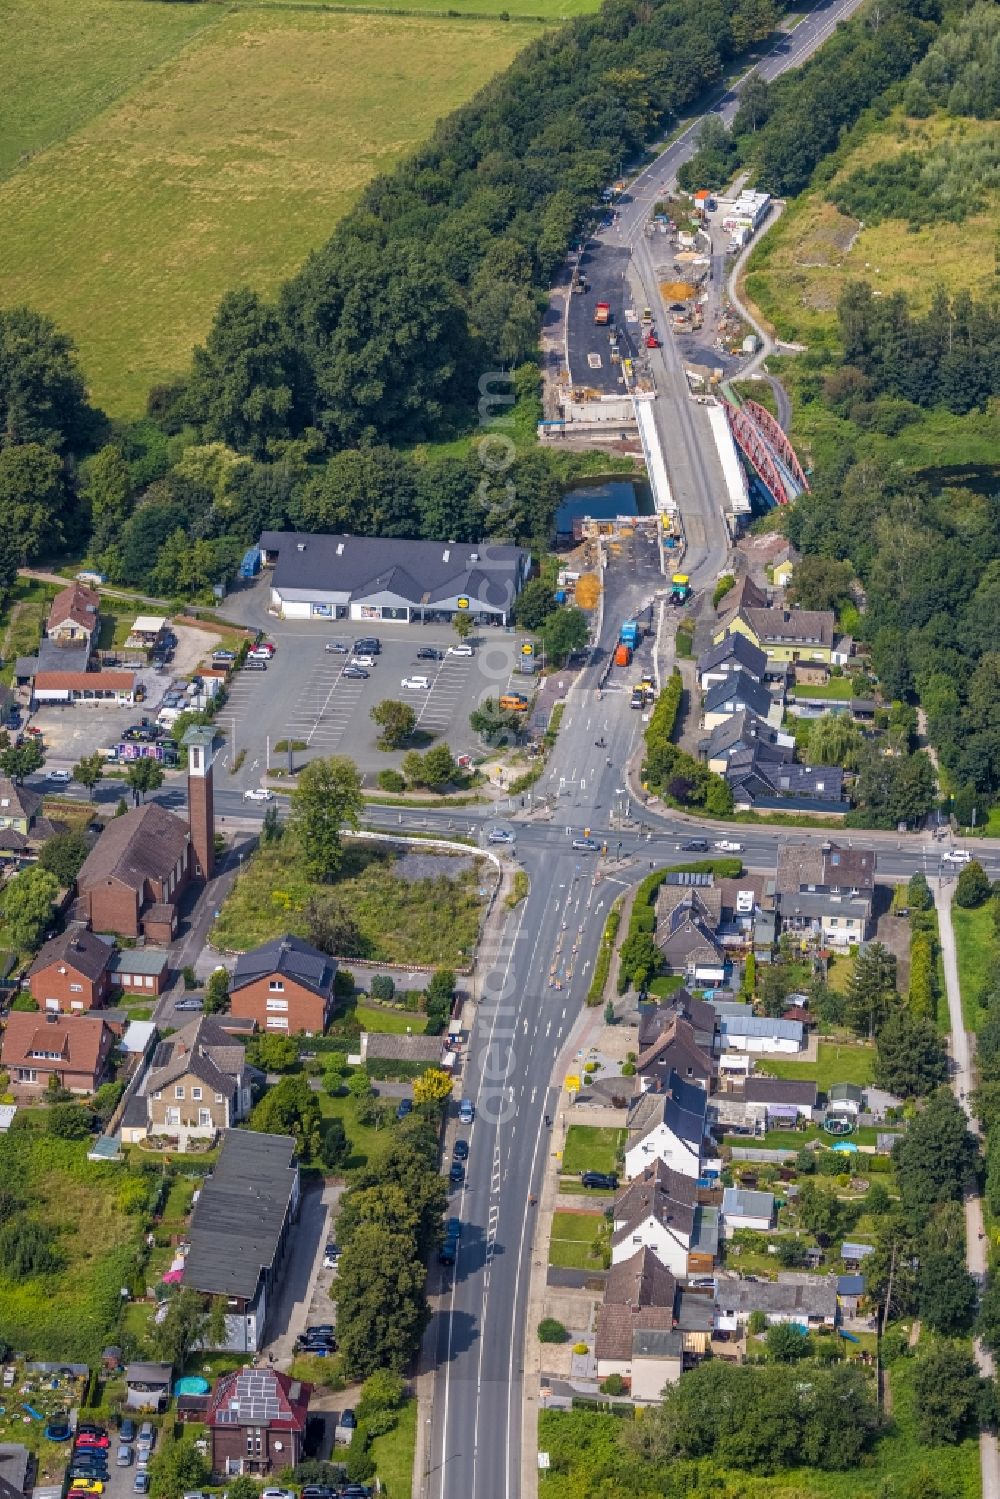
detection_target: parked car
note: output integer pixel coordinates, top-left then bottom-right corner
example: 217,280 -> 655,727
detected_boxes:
325,641 -> 349,653
458,1099 -> 474,1125
47,769 -> 71,784
942,849 -> 972,864
353,638 -> 381,655
244,658 -> 267,672
70,1456 -> 109,1472
453,1139 -> 469,1161
76,1426 -> 107,1440
446,1217 -> 462,1240
488,828 -> 515,845
343,665 -> 369,679
714,840 -> 743,853
175,997 -> 204,1012
120,1421 -> 137,1442
75,1435 -> 110,1450
133,1475 -> 150,1495
137,1424 -> 155,1449
262,1489 -> 296,1499
449,1162 -> 465,1185
305,1324 -> 335,1337
135,1443 -> 151,1467
448,644 -> 474,657
581,1171 -> 618,1190
352,655 -> 377,669
212,649 -> 237,662
572,837 -> 598,852
682,838 -> 709,852
70,1481 -> 104,1494
247,647 -> 272,662
438,1238 -> 457,1266
301,1486 -> 336,1498
323,1243 -> 340,1269
340,1409 -> 357,1430
116,1448 -> 133,1468
400,676 -> 430,690
243,788 -> 275,802
416,647 -> 442,661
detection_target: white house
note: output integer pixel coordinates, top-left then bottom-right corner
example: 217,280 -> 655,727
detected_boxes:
721,1186 -> 775,1234
714,1275 -> 838,1333
625,1072 -> 707,1181
721,1014 -> 804,1055
611,1162 -> 698,1278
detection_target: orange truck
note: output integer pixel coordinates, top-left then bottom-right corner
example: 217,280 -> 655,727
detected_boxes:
614,643 -> 632,667
594,302 -> 611,325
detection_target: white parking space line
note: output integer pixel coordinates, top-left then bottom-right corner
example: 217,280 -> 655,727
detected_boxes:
416,660 -> 471,732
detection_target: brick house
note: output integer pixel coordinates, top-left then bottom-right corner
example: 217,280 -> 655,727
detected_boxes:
46,582 -> 100,645
109,946 -> 170,997
76,802 -> 192,942
208,1367 -> 311,1476
121,1016 -> 256,1148
229,936 -> 336,1036
0,1011 -> 116,1093
27,928 -> 113,1012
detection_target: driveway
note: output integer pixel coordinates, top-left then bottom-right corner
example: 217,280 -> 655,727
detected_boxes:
263,1181 -> 341,1365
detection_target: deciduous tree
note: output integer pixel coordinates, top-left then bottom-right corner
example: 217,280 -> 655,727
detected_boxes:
370,699 -> 416,751
289,755 -> 363,882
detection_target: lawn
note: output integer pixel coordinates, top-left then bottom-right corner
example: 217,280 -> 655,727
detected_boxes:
370,1397 -> 417,1499
549,1209 -> 607,1271
792,678 -> 855,701
0,5 -> 539,416
212,837 -> 485,967
952,902 -> 995,1032
760,1039 -> 874,1093
317,1088 -> 395,1172
560,1126 -> 625,1176
0,579 -> 58,684
355,1003 -> 428,1036
0,1125 -> 149,1363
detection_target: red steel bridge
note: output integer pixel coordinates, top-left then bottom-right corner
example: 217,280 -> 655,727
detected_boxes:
723,398 -> 810,506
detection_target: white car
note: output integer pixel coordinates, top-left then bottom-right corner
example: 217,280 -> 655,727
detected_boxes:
448,644 -> 475,657
47,769 -> 71,784
262,1489 -> 296,1499
243,788 -> 274,802
400,676 -> 430,690
351,655 -> 376,669
714,840 -> 743,853
942,848 -> 972,864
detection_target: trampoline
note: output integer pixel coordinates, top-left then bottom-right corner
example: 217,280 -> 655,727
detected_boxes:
823,1115 -> 855,1136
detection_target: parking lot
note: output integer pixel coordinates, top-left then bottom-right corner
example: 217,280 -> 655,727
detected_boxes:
221,623 -> 529,779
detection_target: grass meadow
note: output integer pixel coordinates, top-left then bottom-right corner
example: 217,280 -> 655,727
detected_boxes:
0,1 -> 542,416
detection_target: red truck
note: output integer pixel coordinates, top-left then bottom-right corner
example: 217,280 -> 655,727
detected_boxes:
594,302 -> 611,325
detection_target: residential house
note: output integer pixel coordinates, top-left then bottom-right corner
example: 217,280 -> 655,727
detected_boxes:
727,752 -> 848,816
701,709 -> 795,776
625,1072 -> 708,1180
124,1363 -> 173,1412
1,1011 -> 116,1093
841,1241 -> 875,1270
714,1276 -> 838,1333
721,1013 -> 804,1055
638,990 -> 717,1055
697,634 -> 768,692
27,928 -> 113,1012
743,1077 -> 817,1125
636,1013 -> 713,1093
717,575 -> 768,624
778,890 -> 870,946
716,605 -> 836,667
208,1366 -> 311,1476
771,551 -> 796,589
837,1275 -> 866,1317
110,947 -> 170,997
76,801 -> 192,942
0,1444 -> 31,1499
827,1082 -> 865,1118
655,893 -> 726,983
0,778 -> 42,847
121,1016 -> 256,1148
46,582 -> 100,645
689,1206 -> 720,1276
717,873 -> 774,950
775,842 -> 876,945
721,1186 -> 775,1233
229,935 -> 336,1036
702,670 -> 780,732
594,1307 -> 682,1400
181,1129 -> 300,1352
611,1161 -> 699,1277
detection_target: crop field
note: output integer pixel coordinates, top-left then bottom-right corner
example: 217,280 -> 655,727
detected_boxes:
0,2 -> 540,416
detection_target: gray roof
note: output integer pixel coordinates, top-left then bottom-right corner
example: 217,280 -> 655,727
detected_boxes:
125,1363 -> 173,1385
744,1078 -> 817,1108
697,633 -> 768,681
78,802 -> 189,893
777,890 -> 870,922
110,947 -> 170,976
704,669 -> 774,720
605,1247 -> 676,1310
0,777 -> 42,825
722,1014 -> 804,1044
363,1033 -> 444,1063
715,1275 -> 838,1320
261,531 -> 528,614
742,606 -> 835,648
690,1205 -> 720,1257
829,1083 -> 865,1105
841,1242 -> 875,1260
232,934 -> 335,999
0,1444 -> 30,1497
633,1327 -> 683,1359
722,1186 -> 775,1221
701,709 -> 794,766
613,1161 -> 697,1243
838,1274 -> 866,1297
182,1130 -> 298,1300
675,1287 -> 715,1331
28,927 -> 112,982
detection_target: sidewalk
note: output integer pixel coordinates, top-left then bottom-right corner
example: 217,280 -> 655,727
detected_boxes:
935,876 -> 999,1499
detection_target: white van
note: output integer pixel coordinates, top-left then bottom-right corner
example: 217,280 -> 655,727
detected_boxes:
942,849 -> 972,864
401,675 -> 430,690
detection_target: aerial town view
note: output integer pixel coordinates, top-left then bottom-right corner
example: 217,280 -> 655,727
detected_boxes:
0,0 -> 998,1494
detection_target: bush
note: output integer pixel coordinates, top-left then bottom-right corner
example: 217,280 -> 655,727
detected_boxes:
956,861 -> 991,909
370,973 -> 396,1002
377,769 -> 406,793
600,1373 -> 626,1396
538,1318 -> 568,1344
573,1341 -> 590,1356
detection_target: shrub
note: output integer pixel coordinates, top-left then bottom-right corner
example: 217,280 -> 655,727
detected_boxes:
538,1318 -> 568,1344
377,769 -> 406,793
370,974 -> 396,1002
600,1373 -> 626,1395
573,1341 -> 590,1355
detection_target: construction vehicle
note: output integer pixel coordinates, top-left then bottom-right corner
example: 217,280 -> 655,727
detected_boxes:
645,332 -> 660,349
670,573 -> 691,605
619,619 -> 641,649
614,643 -> 633,667
594,302 -> 611,325
641,307 -> 653,324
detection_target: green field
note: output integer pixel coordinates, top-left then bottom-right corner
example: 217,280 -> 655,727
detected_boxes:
549,1209 -> 607,1271
952,902 -> 995,1032
0,2 -> 540,416
561,1125 -> 625,1176
759,1039 -> 875,1094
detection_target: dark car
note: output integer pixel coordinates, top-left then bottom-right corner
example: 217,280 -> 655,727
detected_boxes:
446,1217 -> 462,1240
353,638 -> 381,655
340,1409 -> 357,1430
343,665 -> 368,679
437,1239 -> 457,1266
581,1171 -> 618,1190
682,838 -> 709,852
453,1139 -> 469,1161
301,1487 -> 336,1499
305,1324 -> 334,1337
416,647 -> 442,661
120,1420 -> 136,1443
396,1098 -> 413,1120
449,1162 -> 465,1185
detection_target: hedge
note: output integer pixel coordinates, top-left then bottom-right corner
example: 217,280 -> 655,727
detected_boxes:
587,902 -> 622,1006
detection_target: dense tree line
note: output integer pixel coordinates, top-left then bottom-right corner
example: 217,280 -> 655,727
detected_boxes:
679,0 -> 940,197
786,457 -> 1000,805
830,134 -> 1000,229
905,0 -> 1000,118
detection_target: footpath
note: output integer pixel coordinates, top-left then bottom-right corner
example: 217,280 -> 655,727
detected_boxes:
936,876 -> 999,1499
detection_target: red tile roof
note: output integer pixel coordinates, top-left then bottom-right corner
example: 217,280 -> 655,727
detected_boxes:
48,583 -> 100,633
34,671 -> 135,691
0,1011 -> 113,1075
208,1368 -> 311,1431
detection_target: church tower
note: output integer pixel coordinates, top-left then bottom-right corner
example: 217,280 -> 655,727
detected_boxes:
182,724 -> 218,881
